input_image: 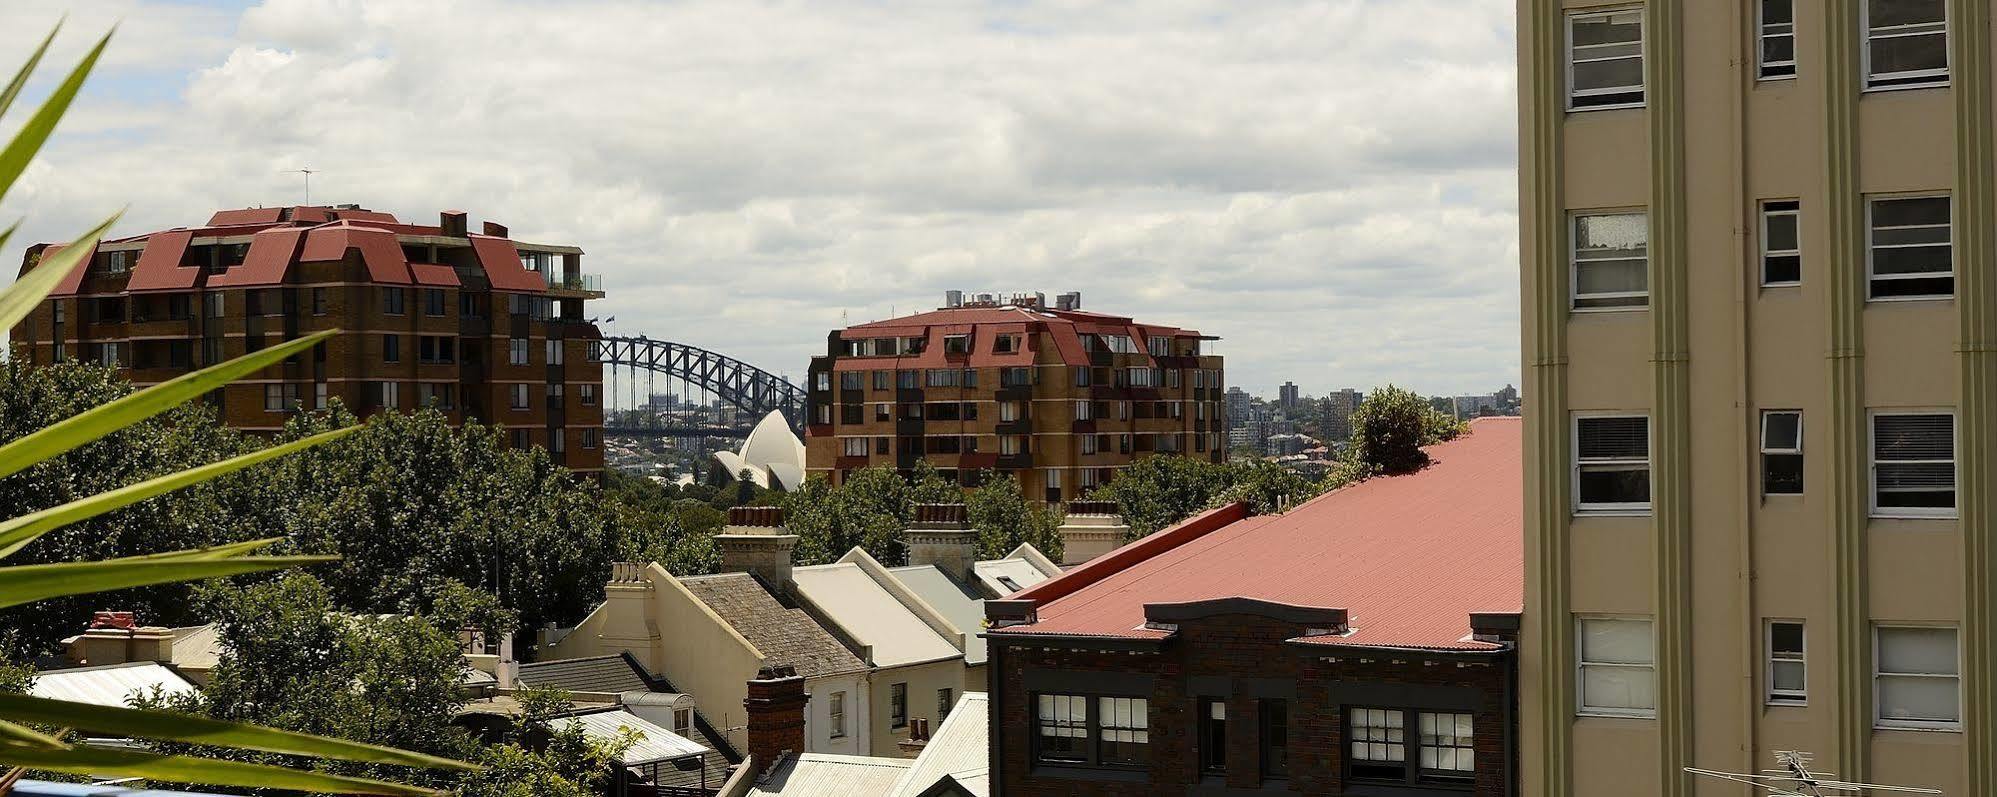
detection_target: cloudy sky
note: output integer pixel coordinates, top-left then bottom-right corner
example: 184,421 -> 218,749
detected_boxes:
1,0 -> 1519,398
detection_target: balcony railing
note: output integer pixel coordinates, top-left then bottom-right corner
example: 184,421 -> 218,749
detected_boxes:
540,271 -> 603,292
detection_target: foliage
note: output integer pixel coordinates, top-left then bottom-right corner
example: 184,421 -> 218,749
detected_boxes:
785,466 -> 920,565
966,472 -> 1064,561
1346,384 -> 1466,476
1085,455 -> 1237,539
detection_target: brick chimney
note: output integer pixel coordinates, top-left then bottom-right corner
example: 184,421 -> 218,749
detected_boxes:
63,611 -> 174,667
1057,501 -> 1130,566
743,665 -> 808,779
717,507 -> 797,588
896,716 -> 933,756
906,503 -> 977,582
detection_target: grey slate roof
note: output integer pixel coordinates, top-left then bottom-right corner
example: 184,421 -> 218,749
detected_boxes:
679,573 -> 868,677
514,654 -> 652,694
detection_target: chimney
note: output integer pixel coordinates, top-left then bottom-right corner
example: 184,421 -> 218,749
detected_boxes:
906,503 -> 977,583
64,611 -> 174,667
482,220 -> 509,238
1057,501 -> 1130,566
896,717 -> 932,756
743,665 -> 809,780
439,210 -> 468,238
716,507 -> 797,588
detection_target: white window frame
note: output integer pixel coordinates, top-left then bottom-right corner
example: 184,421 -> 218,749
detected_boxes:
1573,414 -> 1652,515
842,437 -> 868,457
1866,194 -> 1954,301
1765,620 -> 1807,706
1760,200 -> 1801,287
1869,410 -> 1957,519
1757,0 -> 1797,80
1873,624 -> 1961,731
1576,615 -> 1656,719
509,338 -> 529,366
1570,211 -> 1650,311
829,691 -> 847,739
1862,0 -> 1950,92
1075,400 -> 1093,421
1565,7 -> 1646,112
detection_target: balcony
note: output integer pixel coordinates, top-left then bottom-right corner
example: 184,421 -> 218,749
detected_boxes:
540,271 -> 603,296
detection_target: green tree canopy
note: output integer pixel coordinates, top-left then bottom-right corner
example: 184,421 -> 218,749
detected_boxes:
966,472 -> 1064,561
1346,384 -> 1467,475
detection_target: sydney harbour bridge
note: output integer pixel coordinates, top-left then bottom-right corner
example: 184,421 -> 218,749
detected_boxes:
593,335 -> 806,440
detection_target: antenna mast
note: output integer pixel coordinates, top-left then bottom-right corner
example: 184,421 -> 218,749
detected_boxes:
283,167 -> 317,205
1686,750 -> 1943,796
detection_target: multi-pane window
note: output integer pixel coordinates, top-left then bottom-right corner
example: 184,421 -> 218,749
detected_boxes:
1868,196 -> 1953,299
1197,698 -> 1226,775
1865,0 -> 1949,90
378,381 -> 400,410
263,383 -> 300,412
314,382 -> 328,410
1075,400 -> 1094,421
1575,415 -> 1651,512
1768,621 -> 1806,705
1758,0 -> 1796,79
423,288 -> 445,316
944,334 -> 971,354
890,682 -> 908,728
1081,435 -> 1100,455
1002,435 -> 1026,456
1761,201 -> 1801,285
1572,212 -> 1649,310
1032,694 -> 1148,768
1761,411 -> 1804,496
311,287 -> 327,315
926,369 -> 958,388
545,339 -> 565,366
510,339 -> 529,366
510,384 -> 530,410
382,287 -> 406,315
1875,626 -> 1960,729
840,371 -> 863,390
842,438 -> 868,457
937,688 -> 954,722
1418,713 -> 1475,781
1567,9 -> 1644,110
204,292 -> 224,318
1578,616 -> 1656,717
383,335 -> 401,363
1035,695 -> 1088,763
582,429 -> 598,449
872,370 -> 890,390
829,691 -> 847,738
1260,699 -> 1288,780
1871,412 -> 1956,516
1348,708 -> 1406,781
999,401 -> 1019,422
1347,708 -> 1475,785
898,370 -> 919,389
1002,367 -> 1032,387
579,384 -> 597,406
1097,697 -> 1149,766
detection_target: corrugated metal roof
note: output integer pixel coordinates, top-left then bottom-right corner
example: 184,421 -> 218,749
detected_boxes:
886,692 -> 988,797
170,624 -> 221,671
748,753 -> 913,797
887,566 -> 987,665
970,558 -> 1050,597
557,709 -> 709,765
790,564 -> 960,667
32,662 -> 196,708
13,779 -> 234,796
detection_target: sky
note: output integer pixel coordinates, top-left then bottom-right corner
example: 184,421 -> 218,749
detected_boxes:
0,0 -> 1520,399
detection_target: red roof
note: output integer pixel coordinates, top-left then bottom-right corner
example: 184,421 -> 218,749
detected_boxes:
832,304 -> 1206,369
993,417 -> 1522,651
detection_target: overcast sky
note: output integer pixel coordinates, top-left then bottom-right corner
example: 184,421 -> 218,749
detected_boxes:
1,0 -> 1519,398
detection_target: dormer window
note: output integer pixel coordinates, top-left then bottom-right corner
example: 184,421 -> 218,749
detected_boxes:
994,333 -> 1020,354
944,334 -> 971,355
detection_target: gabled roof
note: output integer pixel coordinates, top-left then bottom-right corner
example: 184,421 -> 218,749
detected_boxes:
558,708 -> 709,765
885,565 -> 988,665
886,692 -> 989,797
748,753 -> 913,797
991,418 -> 1523,652
514,653 -> 653,694
32,662 -> 196,708
678,573 -> 867,678
790,556 -> 962,668
970,550 -> 1058,597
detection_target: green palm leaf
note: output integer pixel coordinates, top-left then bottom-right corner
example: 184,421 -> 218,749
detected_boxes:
0,554 -> 337,609
0,718 -> 68,750
0,426 -> 359,558
0,693 -> 474,771
0,744 -> 440,796
0,27 -> 108,207
123,537 -> 290,561
0,212 -> 117,335
0,329 -> 343,482
0,23 -> 59,120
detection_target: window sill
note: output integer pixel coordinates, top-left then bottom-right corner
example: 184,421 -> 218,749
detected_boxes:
1866,294 -> 1955,303
1755,74 -> 1797,83
1764,700 -> 1807,709
1574,508 -> 1652,518
1869,511 -> 1960,521
1759,281 -> 1802,289
1577,709 -> 1655,720
1874,722 -> 1963,734
1863,81 -> 1951,94
1028,763 -> 1149,782
1566,101 -> 1647,113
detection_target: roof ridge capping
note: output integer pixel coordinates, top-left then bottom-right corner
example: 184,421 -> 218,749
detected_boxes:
987,501 -> 1249,628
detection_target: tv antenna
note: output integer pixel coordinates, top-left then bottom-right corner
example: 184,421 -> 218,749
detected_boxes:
1686,751 -> 1942,796
282,167 -> 317,205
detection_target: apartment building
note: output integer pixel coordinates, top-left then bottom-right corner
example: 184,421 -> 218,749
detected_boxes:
1519,3 -> 1994,795
9,205 -> 605,472
803,292 -> 1225,502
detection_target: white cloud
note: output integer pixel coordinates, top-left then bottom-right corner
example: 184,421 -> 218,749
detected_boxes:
3,0 -> 1520,397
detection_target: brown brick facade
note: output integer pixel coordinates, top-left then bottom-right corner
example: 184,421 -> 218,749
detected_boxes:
989,612 -> 1516,796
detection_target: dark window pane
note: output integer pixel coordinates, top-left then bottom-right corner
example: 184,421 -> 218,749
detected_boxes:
1579,468 -> 1651,505
1764,255 -> 1802,284
1871,276 -> 1954,298
1765,453 -> 1804,495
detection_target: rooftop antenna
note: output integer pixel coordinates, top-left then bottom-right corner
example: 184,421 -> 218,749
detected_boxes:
1686,751 -> 1942,796
282,167 -> 317,205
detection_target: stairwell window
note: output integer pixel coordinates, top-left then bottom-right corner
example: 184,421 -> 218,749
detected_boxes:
1875,625 -> 1960,729
1865,0 -> 1949,90
1767,620 -> 1806,705
1868,195 -> 1953,299
1871,412 -> 1956,516
1578,616 -> 1656,717
1574,415 -> 1650,513
1760,201 -> 1802,286
1572,212 -> 1649,310
1758,0 -> 1797,79
1567,9 -> 1644,110
1761,411 -> 1804,496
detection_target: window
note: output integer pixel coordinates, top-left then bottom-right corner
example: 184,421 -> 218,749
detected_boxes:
1348,708 -> 1405,781
1074,367 -> 1093,388
962,369 -> 977,388
1572,212 -> 1649,310
815,372 -> 830,391
1097,697 -> 1148,766
840,371 -> 863,390
204,292 -> 224,318
1761,200 -> 1801,285
1197,697 -> 1226,775
829,692 -> 847,738
167,294 -> 191,320
263,383 -> 300,412
1002,367 -> 1031,387
673,708 -> 691,737
510,384 -> 530,410
201,338 -> 221,365
1567,9 -> 1644,110
511,429 -> 529,449
417,383 -> 454,409
1758,0 -> 1796,78
873,370 -> 890,390
582,429 -> 598,449
382,287 -> 406,315
419,336 -> 455,364
1081,435 -> 1100,455
1875,626 -> 1959,729
383,334 -> 401,363
944,334 -> 970,354
1417,712 -> 1475,782
1575,415 -> 1650,512
310,287 -> 327,315
1868,195 -> 1953,299
1074,400 -> 1093,421
546,384 -> 565,409
1865,0 -> 1949,90
843,437 -> 868,457
1127,367 -> 1157,388
423,288 -> 445,316
1578,616 -> 1655,717
1762,411 -> 1804,496
875,402 -> 891,421
994,333 -> 1019,353
898,370 -> 919,389
890,682 -> 908,728
1260,699 -> 1288,779
545,339 -> 565,366
1768,621 -> 1806,705
1035,695 -> 1088,763
579,384 -> 597,406
551,430 -> 566,453
509,338 -> 529,366
377,381 -> 400,409
314,382 -> 328,410
1002,435 -> 1026,455
926,369 -> 958,388
1872,412 -> 1956,515
938,688 -> 954,721
1146,335 -> 1171,357
999,401 -> 1019,422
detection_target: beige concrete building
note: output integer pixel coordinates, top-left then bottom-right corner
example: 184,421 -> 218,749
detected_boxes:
1518,2 -> 1996,796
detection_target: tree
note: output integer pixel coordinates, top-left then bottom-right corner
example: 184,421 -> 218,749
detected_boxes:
1346,384 -> 1466,475
785,466 -> 920,565
1085,455 -> 1235,539
966,472 -> 1064,561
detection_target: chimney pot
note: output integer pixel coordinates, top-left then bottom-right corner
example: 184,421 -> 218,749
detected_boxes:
906,504 -> 977,583
743,666 -> 809,781
717,508 -> 797,587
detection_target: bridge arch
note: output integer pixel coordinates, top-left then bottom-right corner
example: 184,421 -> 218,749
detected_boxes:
595,336 -> 806,436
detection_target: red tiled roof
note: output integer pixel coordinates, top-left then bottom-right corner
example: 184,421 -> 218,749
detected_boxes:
469,234 -> 545,292
206,227 -> 308,287
299,225 -> 412,284
993,418 -> 1522,651
831,304 -> 1204,369
206,208 -> 284,226
36,242 -> 96,296
123,230 -> 199,292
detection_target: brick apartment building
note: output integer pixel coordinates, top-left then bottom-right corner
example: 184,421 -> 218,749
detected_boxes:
9,205 -> 606,473
984,418 -> 1522,795
803,292 -> 1224,502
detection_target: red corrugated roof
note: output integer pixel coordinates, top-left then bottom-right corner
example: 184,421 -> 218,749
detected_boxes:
994,418 -> 1522,651
123,230 -> 199,292
37,242 -> 97,296
206,227 -> 307,287
407,262 -> 461,287
299,225 -> 412,284
469,234 -> 545,292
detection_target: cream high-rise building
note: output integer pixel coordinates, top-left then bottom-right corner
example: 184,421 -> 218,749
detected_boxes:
1518,2 -> 1995,796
